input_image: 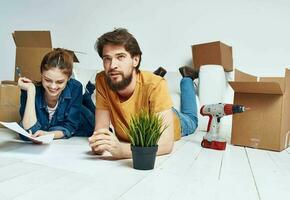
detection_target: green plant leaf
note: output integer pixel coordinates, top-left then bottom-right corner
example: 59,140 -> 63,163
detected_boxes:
126,109 -> 168,147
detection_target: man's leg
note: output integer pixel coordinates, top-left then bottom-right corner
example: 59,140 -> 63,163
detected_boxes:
176,66 -> 199,136
177,77 -> 198,136
154,66 -> 199,136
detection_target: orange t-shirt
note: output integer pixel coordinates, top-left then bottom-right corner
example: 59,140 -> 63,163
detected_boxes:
95,71 -> 181,141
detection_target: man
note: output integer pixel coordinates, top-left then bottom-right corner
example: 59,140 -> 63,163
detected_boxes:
89,28 -> 198,159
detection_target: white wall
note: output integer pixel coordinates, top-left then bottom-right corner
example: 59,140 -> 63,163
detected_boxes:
1,0 -> 290,81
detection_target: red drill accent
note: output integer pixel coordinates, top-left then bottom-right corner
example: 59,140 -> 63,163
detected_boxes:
223,104 -> 233,115
200,105 -> 212,132
201,139 -> 227,150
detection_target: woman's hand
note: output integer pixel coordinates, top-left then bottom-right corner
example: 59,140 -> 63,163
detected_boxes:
32,130 -> 50,138
27,130 -> 43,144
18,77 -> 35,92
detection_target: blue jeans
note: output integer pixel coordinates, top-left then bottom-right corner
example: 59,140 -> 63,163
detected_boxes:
172,77 -> 198,137
75,91 -> 96,137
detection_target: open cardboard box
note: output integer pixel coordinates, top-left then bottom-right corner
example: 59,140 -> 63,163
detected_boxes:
0,81 -> 21,127
192,41 -> 233,72
13,31 -> 79,82
229,69 -> 290,151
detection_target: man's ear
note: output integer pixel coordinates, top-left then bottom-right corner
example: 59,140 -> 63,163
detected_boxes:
132,55 -> 140,68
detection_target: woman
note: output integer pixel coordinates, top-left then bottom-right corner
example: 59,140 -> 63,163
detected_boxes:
18,48 -> 95,140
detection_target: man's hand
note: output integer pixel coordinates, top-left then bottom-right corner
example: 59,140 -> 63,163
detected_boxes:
88,128 -> 125,159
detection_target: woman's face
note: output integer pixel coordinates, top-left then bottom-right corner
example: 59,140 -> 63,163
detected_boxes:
41,68 -> 69,99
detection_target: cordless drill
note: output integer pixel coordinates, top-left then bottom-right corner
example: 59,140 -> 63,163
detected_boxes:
200,103 -> 246,150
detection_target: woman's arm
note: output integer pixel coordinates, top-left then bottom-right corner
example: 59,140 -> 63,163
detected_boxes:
32,130 -> 64,139
18,77 -> 37,130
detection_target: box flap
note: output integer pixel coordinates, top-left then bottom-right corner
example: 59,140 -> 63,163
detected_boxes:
229,82 -> 284,94
13,31 -> 52,48
192,41 -> 223,47
0,81 -> 17,85
62,49 -> 79,63
235,69 -> 257,82
260,77 -> 285,92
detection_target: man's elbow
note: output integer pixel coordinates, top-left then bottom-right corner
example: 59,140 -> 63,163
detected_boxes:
166,141 -> 174,154
158,140 -> 174,156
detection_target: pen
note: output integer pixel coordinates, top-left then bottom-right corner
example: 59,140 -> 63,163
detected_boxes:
16,66 -> 22,77
16,66 -> 36,84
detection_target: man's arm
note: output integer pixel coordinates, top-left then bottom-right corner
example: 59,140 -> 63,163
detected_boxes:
89,108 -> 174,159
89,109 -> 111,154
89,108 -> 132,158
94,109 -> 111,130
156,109 -> 174,156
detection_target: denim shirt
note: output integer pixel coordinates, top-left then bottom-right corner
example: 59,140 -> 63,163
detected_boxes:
19,79 -> 83,138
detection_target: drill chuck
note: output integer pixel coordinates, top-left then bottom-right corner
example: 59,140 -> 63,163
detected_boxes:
223,104 -> 246,115
232,104 -> 246,114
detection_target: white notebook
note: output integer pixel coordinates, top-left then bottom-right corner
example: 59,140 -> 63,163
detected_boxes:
0,121 -> 54,144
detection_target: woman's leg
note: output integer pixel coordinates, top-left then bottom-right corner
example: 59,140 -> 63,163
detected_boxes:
75,105 -> 95,137
82,81 -> 96,114
76,81 -> 96,137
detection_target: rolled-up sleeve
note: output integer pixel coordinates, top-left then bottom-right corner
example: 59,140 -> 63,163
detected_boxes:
48,125 -> 70,138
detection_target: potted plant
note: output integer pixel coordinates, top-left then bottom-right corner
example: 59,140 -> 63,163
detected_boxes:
127,110 -> 168,170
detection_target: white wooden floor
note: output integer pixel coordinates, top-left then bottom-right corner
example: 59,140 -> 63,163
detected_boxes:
0,128 -> 289,200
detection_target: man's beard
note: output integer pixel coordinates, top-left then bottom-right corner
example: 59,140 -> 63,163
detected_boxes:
105,70 -> 133,92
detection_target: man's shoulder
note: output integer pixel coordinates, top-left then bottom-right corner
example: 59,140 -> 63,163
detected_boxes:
95,71 -> 106,82
96,71 -> 105,77
139,71 -> 164,83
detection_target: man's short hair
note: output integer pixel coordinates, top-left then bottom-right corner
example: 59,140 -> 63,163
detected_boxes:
95,28 -> 142,71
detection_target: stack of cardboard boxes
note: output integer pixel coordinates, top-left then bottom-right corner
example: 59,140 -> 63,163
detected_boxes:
192,41 -> 290,151
0,31 -> 78,127
0,81 -> 20,127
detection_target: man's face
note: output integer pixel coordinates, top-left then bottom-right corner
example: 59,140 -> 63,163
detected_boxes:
102,44 -> 139,92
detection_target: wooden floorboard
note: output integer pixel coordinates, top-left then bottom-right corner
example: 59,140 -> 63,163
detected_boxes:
246,148 -> 290,200
0,128 -> 289,200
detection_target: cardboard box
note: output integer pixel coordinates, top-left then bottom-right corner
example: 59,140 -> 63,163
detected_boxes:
13,31 -> 79,82
229,69 -> 290,151
192,41 -> 233,72
0,81 -> 21,127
